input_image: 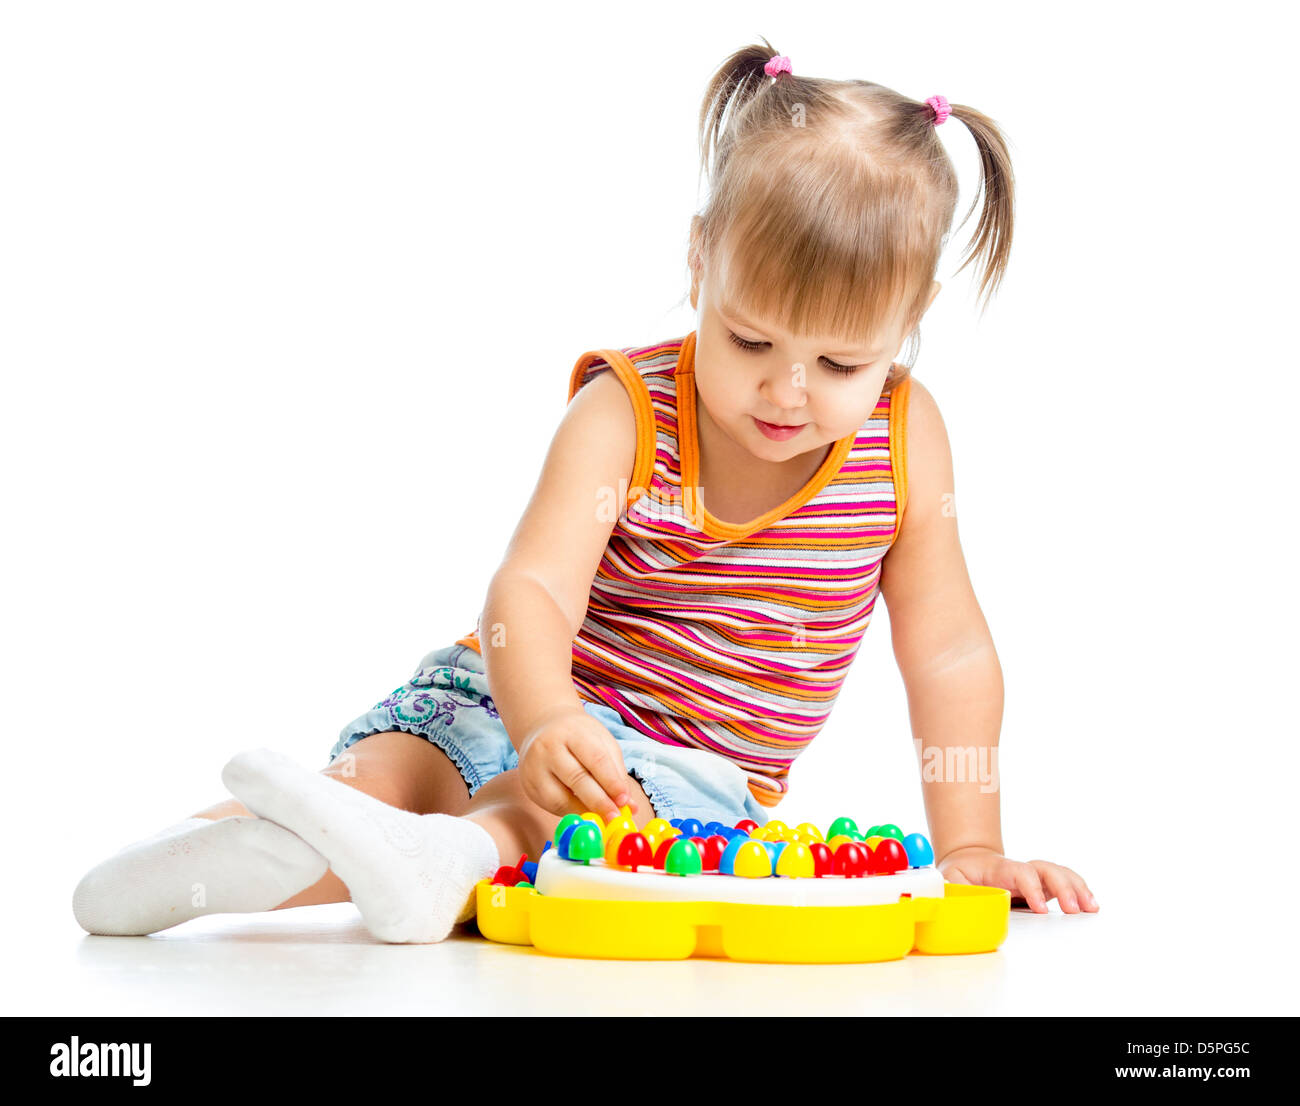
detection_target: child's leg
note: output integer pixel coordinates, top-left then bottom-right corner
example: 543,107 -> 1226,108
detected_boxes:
219,751 -> 656,944
72,732 -> 472,934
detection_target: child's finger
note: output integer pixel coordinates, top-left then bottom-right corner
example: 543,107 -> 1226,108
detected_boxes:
526,771 -> 579,819
569,729 -> 634,817
550,748 -> 624,823
1036,865 -> 1080,913
1057,866 -> 1100,911
1014,867 -> 1048,912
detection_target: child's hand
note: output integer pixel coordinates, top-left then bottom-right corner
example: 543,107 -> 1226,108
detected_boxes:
517,704 -> 638,823
938,846 -> 1099,914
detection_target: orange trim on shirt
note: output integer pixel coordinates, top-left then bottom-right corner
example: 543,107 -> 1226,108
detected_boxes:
569,347 -> 657,506
888,375 -> 912,529
674,330 -> 857,541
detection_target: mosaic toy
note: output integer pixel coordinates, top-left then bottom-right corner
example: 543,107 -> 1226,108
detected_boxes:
473,809 -> 1010,963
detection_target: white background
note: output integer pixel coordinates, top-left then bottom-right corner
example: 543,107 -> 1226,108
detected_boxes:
3,1 -> 1297,1015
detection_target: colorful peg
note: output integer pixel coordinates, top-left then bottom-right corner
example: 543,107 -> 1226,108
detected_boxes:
902,832 -> 935,868
566,822 -> 603,864
604,831 -> 628,866
556,823 -> 581,858
664,838 -> 703,876
653,837 -> 677,870
554,814 -> 583,841
869,837 -> 908,875
698,835 -> 728,871
644,827 -> 680,855
827,816 -> 859,840
490,853 -> 530,886
832,841 -> 869,877
642,818 -> 674,840
718,835 -> 749,874
616,832 -> 654,871
732,840 -> 774,878
809,841 -> 833,877
775,842 -> 816,878
603,810 -> 639,845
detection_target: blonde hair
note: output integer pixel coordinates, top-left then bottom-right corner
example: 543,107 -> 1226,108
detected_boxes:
690,37 -> 1016,390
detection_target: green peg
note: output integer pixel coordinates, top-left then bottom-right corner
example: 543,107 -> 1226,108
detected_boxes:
567,822 -> 603,864
554,813 -> 583,840
827,816 -> 859,840
664,838 -> 703,876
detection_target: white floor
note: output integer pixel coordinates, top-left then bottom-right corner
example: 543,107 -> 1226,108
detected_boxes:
8,881 -> 1291,1016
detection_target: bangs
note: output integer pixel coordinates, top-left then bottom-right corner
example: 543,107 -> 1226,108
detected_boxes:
707,143 -> 935,348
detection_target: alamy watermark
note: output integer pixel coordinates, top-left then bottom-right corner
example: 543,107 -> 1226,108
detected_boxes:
914,737 -> 999,793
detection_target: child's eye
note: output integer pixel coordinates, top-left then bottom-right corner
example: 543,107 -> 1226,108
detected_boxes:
727,330 -> 861,375
727,331 -> 765,353
821,358 -> 860,376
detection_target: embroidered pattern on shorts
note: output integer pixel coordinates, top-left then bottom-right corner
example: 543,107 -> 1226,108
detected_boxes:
374,664 -> 500,730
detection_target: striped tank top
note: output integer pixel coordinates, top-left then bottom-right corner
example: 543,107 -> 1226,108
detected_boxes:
456,330 -> 911,807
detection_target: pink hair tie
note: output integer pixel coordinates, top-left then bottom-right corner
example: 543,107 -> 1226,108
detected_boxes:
764,54 -> 793,78
925,94 -> 951,126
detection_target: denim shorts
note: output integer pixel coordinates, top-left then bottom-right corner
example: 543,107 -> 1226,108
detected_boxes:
327,642 -> 771,828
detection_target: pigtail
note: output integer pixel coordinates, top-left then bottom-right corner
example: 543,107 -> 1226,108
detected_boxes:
697,36 -> 784,189
944,104 -> 1016,316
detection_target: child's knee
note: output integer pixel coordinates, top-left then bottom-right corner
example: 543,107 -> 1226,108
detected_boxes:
322,734 -> 421,810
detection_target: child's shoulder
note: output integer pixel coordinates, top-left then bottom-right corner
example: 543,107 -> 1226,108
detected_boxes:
900,376 -> 948,456
570,335 -> 687,401
887,375 -> 956,548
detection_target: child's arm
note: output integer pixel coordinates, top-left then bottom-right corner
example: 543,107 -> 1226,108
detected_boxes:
476,369 -> 644,821
879,380 -> 1098,913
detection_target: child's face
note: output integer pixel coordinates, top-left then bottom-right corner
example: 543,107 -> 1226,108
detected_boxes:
691,263 -> 939,466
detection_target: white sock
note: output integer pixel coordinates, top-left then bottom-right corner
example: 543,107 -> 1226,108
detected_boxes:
72,815 -> 330,936
220,747 -> 500,944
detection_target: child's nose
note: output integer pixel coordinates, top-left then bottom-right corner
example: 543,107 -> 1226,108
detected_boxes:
761,368 -> 809,410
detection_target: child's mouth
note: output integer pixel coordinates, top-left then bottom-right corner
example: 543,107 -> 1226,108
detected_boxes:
753,417 -> 806,441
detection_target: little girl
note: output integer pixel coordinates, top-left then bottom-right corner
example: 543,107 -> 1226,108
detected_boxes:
73,39 -> 1097,944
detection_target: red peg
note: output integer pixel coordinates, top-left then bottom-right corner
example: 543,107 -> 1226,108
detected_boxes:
699,835 -> 728,871
735,819 -> 759,835
809,841 -> 833,877
616,832 -> 653,872
653,837 -> 677,870
832,841 -> 868,878
490,853 -> 530,886
869,837 -> 908,875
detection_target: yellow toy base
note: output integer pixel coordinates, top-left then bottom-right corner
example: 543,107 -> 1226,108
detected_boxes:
473,879 -> 1010,963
